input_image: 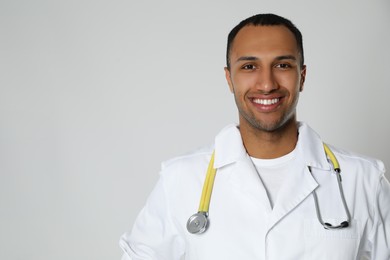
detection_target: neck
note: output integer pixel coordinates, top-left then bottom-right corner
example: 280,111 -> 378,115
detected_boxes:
239,118 -> 299,159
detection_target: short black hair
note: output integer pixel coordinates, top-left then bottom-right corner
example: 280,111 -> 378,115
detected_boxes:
226,13 -> 304,69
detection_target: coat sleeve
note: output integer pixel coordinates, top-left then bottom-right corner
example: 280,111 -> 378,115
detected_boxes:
369,173 -> 390,259
119,174 -> 186,260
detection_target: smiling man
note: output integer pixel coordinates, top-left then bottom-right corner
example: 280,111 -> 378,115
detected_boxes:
120,14 -> 390,259
225,24 -> 306,159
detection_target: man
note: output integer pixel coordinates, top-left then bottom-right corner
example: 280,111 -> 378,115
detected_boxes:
120,14 -> 390,259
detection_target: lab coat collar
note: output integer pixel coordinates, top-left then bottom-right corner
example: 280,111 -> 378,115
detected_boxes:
295,122 -> 331,171
213,122 -> 331,171
213,124 -> 247,168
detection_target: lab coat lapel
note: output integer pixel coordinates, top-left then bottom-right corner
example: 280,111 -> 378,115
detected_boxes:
266,121 -> 330,231
228,155 -> 273,214
267,159 -> 318,230
214,125 -> 272,213
214,125 -> 273,213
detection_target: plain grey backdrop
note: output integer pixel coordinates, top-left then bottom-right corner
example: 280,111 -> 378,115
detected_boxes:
1,0 -> 389,259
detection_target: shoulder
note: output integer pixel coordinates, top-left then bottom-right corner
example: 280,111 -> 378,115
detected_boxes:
298,121 -> 385,176
327,144 -> 385,175
160,145 -> 214,178
155,146 -> 214,203
157,124 -> 239,184
325,144 -> 386,193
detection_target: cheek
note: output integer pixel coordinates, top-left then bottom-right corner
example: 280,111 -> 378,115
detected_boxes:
232,73 -> 257,90
275,72 -> 300,89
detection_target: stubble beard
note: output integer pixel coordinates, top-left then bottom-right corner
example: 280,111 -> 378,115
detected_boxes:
235,93 -> 300,133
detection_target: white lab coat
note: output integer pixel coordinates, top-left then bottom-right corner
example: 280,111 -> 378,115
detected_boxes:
120,122 -> 390,260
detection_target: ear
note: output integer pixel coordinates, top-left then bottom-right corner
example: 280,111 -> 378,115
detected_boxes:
224,67 -> 234,93
299,65 -> 307,92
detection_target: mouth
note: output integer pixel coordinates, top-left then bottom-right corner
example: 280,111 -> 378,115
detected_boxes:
252,98 -> 280,105
250,97 -> 282,111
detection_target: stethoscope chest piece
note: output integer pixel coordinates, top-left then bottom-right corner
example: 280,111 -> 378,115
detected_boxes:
187,212 -> 208,234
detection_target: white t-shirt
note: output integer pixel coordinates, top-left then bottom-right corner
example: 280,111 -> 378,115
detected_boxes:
251,148 -> 297,208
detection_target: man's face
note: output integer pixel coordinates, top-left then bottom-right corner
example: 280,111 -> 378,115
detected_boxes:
225,25 -> 306,132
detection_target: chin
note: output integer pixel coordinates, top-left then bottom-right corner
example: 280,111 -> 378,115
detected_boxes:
246,115 -> 296,133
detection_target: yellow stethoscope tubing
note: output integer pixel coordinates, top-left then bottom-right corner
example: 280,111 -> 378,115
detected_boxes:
323,143 -> 340,172
198,151 -> 217,213
197,143 -> 340,216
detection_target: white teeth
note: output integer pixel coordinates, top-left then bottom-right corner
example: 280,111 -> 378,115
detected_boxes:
253,98 -> 279,105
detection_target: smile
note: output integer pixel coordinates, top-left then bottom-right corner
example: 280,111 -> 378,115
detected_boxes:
252,98 -> 280,105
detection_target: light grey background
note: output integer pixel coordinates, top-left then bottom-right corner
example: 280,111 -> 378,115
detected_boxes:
0,0 -> 389,259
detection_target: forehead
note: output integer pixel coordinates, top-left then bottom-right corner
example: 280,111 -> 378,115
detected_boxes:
231,25 -> 299,59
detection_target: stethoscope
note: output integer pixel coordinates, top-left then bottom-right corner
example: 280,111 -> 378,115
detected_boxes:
186,143 -> 352,234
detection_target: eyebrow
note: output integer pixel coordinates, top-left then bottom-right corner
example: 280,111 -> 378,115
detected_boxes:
275,55 -> 297,62
235,55 -> 297,64
235,56 -> 258,63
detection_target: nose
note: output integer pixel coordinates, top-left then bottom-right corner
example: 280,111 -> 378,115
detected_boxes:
255,68 -> 278,93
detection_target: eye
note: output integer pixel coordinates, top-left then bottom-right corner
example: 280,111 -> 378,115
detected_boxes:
275,63 -> 292,69
241,64 -> 256,70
